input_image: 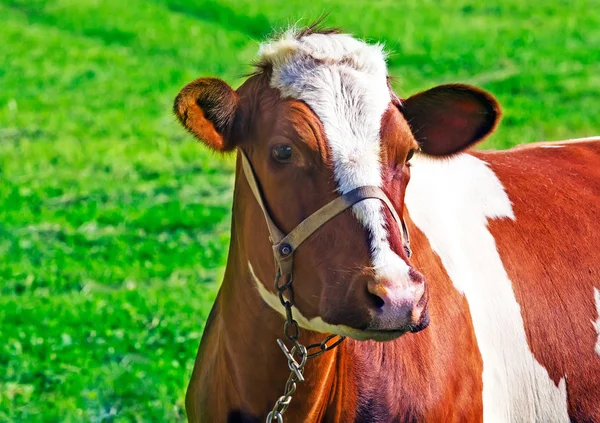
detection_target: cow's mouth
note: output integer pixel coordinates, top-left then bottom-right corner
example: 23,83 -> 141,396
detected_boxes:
337,308 -> 431,342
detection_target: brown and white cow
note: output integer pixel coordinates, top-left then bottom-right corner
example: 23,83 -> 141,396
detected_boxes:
174,27 -> 600,422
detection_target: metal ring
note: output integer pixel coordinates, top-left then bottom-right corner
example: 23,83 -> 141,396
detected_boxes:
279,243 -> 293,257
284,319 -> 299,341
284,304 -> 294,322
266,411 -> 283,423
278,293 -> 290,308
275,273 -> 293,292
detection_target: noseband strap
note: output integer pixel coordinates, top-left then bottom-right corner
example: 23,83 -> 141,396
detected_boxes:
240,151 -> 411,276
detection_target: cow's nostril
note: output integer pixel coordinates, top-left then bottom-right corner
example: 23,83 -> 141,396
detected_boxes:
367,290 -> 385,310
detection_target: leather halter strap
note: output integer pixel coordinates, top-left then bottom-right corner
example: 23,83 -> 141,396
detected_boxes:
240,151 -> 411,276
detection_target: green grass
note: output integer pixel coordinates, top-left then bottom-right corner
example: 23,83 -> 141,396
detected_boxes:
1,0 -> 598,421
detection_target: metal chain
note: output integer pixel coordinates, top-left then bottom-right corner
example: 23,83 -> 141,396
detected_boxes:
266,271 -> 345,423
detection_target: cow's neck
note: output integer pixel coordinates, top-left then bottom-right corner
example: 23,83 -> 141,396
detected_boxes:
187,178 -> 351,422
199,249 -> 355,421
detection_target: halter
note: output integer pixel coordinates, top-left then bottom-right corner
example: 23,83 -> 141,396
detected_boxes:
240,151 -> 411,275
239,150 -> 411,422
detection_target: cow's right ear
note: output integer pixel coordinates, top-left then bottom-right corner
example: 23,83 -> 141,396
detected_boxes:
173,78 -> 238,152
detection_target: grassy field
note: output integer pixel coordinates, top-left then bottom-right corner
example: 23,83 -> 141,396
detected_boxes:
1,0 -> 598,421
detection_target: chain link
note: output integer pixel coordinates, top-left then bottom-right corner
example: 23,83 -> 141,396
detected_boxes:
266,271 -> 345,423
306,334 -> 346,359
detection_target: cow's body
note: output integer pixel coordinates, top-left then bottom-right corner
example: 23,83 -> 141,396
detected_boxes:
407,138 -> 600,422
186,138 -> 600,422
174,26 -> 600,423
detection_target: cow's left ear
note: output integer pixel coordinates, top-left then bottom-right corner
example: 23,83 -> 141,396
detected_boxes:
399,84 -> 501,156
173,77 -> 239,152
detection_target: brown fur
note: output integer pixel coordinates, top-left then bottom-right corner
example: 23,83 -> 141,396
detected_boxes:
175,33 -> 599,421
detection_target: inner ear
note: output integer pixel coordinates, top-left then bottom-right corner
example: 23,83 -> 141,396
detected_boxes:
399,84 -> 501,156
173,77 -> 239,152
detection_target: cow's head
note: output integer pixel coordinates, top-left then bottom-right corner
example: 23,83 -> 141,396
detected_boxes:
174,29 -> 500,341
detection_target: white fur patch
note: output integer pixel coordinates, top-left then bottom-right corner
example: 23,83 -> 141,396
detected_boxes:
259,30 -> 410,283
594,288 -> 600,357
405,154 -> 569,422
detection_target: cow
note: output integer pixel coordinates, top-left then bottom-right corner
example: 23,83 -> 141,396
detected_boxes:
174,26 -> 600,423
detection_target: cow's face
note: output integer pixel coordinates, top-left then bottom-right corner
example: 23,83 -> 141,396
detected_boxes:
174,31 -> 500,341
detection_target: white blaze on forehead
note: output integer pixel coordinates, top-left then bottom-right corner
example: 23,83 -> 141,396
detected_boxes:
259,30 -> 408,278
594,288 -> 600,357
405,154 -> 569,422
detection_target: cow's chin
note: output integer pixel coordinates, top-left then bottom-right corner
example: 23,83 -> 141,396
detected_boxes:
315,311 -> 431,342
311,319 -> 430,343
350,329 -> 408,342
323,326 -> 410,342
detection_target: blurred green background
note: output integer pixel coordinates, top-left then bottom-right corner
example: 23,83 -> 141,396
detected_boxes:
0,0 -> 598,421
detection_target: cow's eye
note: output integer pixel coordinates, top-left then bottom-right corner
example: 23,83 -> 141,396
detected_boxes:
406,149 -> 415,163
272,145 -> 293,163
